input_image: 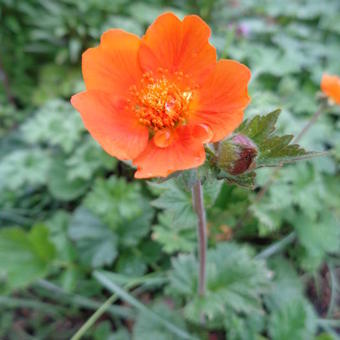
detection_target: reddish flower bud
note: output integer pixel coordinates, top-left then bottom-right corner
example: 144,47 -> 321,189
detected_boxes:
217,134 -> 258,175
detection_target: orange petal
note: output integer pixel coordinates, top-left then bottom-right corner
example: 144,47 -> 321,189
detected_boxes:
153,129 -> 175,148
139,13 -> 216,84
71,91 -> 148,160
321,74 -> 340,104
133,125 -> 206,178
192,124 -> 214,143
191,59 -> 251,142
82,29 -> 142,96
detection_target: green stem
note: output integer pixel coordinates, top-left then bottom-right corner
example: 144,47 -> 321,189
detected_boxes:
68,272 -> 167,340
326,262 -> 337,318
192,178 -> 207,296
71,294 -> 117,340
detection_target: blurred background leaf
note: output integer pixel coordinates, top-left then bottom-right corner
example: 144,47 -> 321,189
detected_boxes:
0,0 -> 339,338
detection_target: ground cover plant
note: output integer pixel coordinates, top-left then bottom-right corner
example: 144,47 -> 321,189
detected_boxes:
0,0 -> 339,339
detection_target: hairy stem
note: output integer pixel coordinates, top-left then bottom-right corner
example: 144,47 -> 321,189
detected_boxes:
192,178 -> 207,296
293,107 -> 323,143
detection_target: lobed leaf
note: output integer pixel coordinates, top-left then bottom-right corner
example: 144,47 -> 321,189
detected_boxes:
21,100 -> 84,153
0,225 -> 56,293
237,109 -> 313,168
69,208 -> 117,268
168,243 -> 271,326
84,176 -> 154,247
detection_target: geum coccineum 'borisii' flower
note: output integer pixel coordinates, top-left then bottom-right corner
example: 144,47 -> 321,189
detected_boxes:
71,13 -> 251,178
321,74 -> 340,105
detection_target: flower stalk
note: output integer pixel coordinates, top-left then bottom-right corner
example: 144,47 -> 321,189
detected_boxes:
192,177 -> 207,297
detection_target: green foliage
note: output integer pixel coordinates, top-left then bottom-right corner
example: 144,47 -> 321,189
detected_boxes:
46,211 -> 79,292
32,64 -> 81,105
46,211 -> 75,264
84,176 -> 154,247
252,162 -> 340,270
269,298 -> 316,340
0,225 -> 55,293
265,259 -> 317,339
216,109 -> 318,189
0,148 -> 50,190
291,212 -> 340,271
21,99 -> 84,153
152,212 -> 196,254
48,157 -> 89,201
150,177 -> 224,253
66,136 -> 116,181
94,270 -> 193,340
168,243 -> 271,326
69,207 -> 118,268
1,0 -> 340,338
150,179 -> 197,227
237,109 -> 310,167
133,302 -> 189,340
221,171 -> 257,189
224,313 -> 265,340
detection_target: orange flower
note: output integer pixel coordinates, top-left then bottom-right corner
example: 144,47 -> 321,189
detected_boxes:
71,13 -> 251,178
321,74 -> 340,104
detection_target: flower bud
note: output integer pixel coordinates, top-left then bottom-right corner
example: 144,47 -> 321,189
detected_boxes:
217,134 -> 258,175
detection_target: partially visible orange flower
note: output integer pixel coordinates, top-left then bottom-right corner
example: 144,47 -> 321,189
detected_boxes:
321,74 -> 340,104
71,13 -> 251,178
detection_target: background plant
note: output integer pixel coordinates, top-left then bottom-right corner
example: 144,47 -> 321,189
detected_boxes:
0,0 -> 339,339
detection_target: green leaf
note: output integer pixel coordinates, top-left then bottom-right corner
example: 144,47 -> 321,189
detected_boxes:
69,208 -> 117,268
84,176 -> 153,247
152,212 -> 196,254
202,177 -> 223,208
250,200 -> 284,236
219,171 -> 256,189
290,212 -> 340,271
237,109 -> 281,141
133,302 -> 190,340
150,179 -> 197,227
265,258 -> 317,339
268,298 -> 316,340
32,64 -> 80,105
150,177 -> 223,253
315,334 -> 336,340
265,258 -> 304,311
251,163 -> 331,235
236,109 -> 314,168
168,243 -> 271,326
106,329 -> 130,340
224,312 -> 265,340
48,158 -> 88,201
21,99 -> 84,153
92,321 -> 112,340
66,136 -> 116,181
0,225 -> 55,293
0,148 -> 50,190
46,211 -> 79,292
215,109 -> 317,189
250,45 -> 300,77
115,251 -> 147,277
46,211 -> 75,263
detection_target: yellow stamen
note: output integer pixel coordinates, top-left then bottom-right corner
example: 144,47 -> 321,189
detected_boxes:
129,70 -> 194,131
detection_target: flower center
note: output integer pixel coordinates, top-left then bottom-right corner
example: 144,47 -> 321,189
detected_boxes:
129,70 -> 194,131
